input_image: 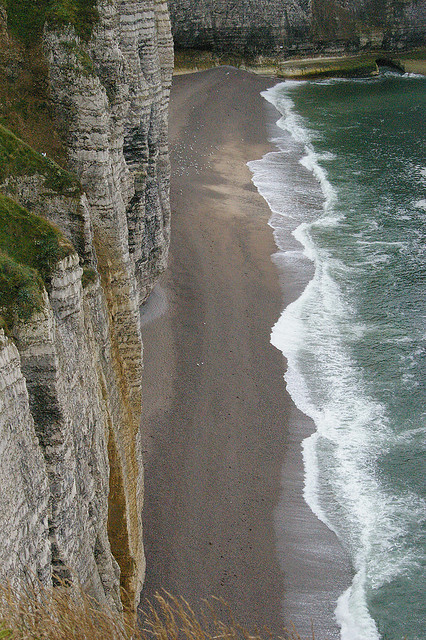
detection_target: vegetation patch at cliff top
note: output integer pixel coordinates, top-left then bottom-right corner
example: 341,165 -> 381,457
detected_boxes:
0,193 -> 73,280
0,250 -> 44,325
0,125 -> 81,195
5,0 -> 99,43
0,193 -> 73,326
0,34 -> 67,164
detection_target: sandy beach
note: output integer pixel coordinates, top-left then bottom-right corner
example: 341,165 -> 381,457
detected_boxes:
139,67 -> 352,637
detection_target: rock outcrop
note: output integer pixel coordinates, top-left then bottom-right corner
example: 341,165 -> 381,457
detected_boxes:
168,0 -> 426,55
0,0 -> 173,618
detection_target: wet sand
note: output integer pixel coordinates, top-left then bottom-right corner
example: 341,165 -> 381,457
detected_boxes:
139,66 -> 352,637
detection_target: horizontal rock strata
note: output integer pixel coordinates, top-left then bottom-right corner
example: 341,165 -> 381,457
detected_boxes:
0,0 -> 173,618
168,0 -> 426,55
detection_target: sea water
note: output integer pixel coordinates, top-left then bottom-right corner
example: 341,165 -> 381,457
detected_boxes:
248,74 -> 425,640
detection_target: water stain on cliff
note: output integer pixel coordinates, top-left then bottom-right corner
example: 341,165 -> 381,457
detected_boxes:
107,428 -> 137,616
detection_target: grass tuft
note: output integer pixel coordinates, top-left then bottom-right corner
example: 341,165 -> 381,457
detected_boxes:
0,581 -> 133,640
141,592 -> 310,640
0,582 -> 317,640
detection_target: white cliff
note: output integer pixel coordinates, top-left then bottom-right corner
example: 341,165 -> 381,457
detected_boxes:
0,0 -> 173,618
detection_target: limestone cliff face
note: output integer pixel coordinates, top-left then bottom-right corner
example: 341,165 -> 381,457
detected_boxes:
0,330 -> 51,588
168,0 -> 426,55
0,0 -> 173,617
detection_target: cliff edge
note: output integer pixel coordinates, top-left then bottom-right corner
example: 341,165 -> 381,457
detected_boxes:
0,0 -> 173,617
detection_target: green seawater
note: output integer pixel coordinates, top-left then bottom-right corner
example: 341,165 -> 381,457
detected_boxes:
258,74 -> 425,639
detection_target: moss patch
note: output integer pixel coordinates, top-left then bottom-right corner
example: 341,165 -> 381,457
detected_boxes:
82,265 -> 97,288
0,35 -> 68,164
275,55 -> 379,79
49,0 -> 99,42
5,0 -> 50,43
0,250 -> 44,325
0,193 -> 75,326
5,0 -> 99,44
0,621 -> 13,639
174,49 -> 246,72
0,193 -> 74,326
60,39 -> 95,76
0,193 -> 73,281
0,124 -> 81,195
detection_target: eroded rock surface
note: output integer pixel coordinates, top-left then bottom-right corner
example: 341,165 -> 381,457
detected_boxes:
0,0 -> 173,617
168,0 -> 426,55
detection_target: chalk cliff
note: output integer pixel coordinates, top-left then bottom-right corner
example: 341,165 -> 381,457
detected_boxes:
2,0 -> 422,626
0,0 -> 172,617
168,0 -> 426,55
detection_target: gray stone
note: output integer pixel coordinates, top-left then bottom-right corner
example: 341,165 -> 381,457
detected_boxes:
168,0 -> 426,55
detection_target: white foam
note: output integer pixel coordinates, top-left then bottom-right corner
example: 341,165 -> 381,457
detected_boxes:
336,577 -> 380,640
263,84 -> 339,225
302,431 -> 335,531
249,79 -> 426,640
403,72 -> 425,79
248,153 -> 299,221
261,83 -> 312,147
355,239 -> 406,247
271,253 -> 426,635
299,151 -> 337,213
413,199 -> 426,211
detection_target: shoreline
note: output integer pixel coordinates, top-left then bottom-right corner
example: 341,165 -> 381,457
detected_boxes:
139,67 -> 352,637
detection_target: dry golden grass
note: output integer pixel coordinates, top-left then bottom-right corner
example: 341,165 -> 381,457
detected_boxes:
0,581 -> 131,640
140,592 -> 312,640
0,583 -> 315,640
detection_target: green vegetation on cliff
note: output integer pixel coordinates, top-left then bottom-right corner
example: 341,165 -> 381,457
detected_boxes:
0,251 -> 43,326
0,193 -> 73,279
1,1 -> 100,162
5,0 -> 99,43
0,193 -> 73,326
0,25 -> 65,163
0,125 -> 81,195
0,120 -> 84,332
